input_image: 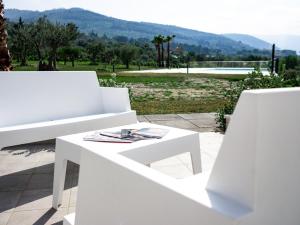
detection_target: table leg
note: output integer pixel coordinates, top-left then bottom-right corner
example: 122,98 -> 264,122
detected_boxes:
190,149 -> 202,174
52,157 -> 68,209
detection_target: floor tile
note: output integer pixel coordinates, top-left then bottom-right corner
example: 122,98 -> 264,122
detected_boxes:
69,187 -> 78,207
151,156 -> 183,167
7,208 -> 67,225
189,118 -> 218,128
144,114 -> 182,121
178,113 -> 215,120
0,175 -> 31,191
0,162 -> 36,176
152,164 -> 193,179
15,189 -> 70,211
137,115 -> 149,122
151,119 -> 198,129
27,174 -> 54,190
0,212 -> 11,225
0,191 -> 22,213
34,163 -> 54,175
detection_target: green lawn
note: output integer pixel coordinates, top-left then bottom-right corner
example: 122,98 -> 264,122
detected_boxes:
12,60 -> 244,115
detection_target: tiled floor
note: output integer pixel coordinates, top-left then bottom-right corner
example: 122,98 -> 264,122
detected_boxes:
0,113 -> 222,225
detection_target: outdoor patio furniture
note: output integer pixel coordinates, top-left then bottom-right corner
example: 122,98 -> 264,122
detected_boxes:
64,88 -> 300,225
0,71 -> 137,150
53,122 -> 202,210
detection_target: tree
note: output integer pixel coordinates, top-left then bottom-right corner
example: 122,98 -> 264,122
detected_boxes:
58,47 -> 81,67
165,35 -> 176,68
159,35 -> 165,67
10,17 -> 31,66
46,22 -> 79,70
0,0 -> 12,70
29,17 -> 49,70
152,35 -> 162,67
120,45 -> 137,69
86,41 -> 105,65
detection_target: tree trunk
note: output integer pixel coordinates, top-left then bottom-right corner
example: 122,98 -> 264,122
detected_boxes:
157,46 -> 161,67
167,41 -> 170,68
161,43 -> 164,67
0,1 -> 12,71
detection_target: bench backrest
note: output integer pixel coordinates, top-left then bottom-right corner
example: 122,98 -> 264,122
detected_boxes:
0,71 -> 103,127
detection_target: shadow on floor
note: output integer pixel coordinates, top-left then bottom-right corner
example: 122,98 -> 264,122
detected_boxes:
1,140 -> 56,157
0,162 -> 78,214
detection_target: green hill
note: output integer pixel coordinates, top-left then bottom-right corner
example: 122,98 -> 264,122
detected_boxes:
6,8 -> 255,55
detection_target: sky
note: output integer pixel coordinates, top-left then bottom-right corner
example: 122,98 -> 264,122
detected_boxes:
5,0 -> 300,36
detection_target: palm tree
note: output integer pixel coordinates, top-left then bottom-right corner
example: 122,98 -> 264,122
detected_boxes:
0,0 -> 12,71
165,35 -> 176,68
158,35 -> 165,67
152,35 -> 161,67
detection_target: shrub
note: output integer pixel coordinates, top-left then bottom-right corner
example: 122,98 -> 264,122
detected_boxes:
216,69 -> 289,131
99,73 -> 133,101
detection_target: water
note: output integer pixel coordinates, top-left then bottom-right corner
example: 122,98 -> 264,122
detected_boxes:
129,67 -> 270,75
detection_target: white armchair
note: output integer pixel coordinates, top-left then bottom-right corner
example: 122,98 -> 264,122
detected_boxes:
65,88 -> 300,225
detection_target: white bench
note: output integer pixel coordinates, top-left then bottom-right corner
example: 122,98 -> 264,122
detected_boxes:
0,71 -> 137,150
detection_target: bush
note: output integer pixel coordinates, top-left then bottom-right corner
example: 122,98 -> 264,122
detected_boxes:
99,73 -> 133,101
216,69 -> 288,131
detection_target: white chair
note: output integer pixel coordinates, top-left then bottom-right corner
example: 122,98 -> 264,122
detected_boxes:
65,88 -> 300,225
0,71 -> 137,150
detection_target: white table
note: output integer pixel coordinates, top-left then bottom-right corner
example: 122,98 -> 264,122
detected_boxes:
52,122 -> 201,209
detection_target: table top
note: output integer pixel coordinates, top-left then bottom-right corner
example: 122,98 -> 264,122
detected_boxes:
58,122 -> 198,155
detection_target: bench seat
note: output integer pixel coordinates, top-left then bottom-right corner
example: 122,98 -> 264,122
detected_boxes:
0,71 -> 137,149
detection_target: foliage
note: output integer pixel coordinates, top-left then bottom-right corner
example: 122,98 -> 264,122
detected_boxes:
119,45 -> 138,69
99,73 -> 133,102
216,69 -> 291,131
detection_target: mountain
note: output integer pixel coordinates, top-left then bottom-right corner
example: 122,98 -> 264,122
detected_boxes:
223,33 -> 272,50
258,35 -> 300,54
6,8 -> 255,55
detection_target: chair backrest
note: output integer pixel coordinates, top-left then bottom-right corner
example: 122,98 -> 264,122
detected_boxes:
0,71 -> 103,127
207,88 -> 300,223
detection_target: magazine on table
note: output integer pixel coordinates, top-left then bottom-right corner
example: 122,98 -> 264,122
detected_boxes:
83,127 -> 169,143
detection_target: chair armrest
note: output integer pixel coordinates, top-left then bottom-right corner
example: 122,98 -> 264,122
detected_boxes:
99,87 -> 132,113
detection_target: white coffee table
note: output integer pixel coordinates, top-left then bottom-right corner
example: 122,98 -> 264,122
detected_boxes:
52,122 -> 201,209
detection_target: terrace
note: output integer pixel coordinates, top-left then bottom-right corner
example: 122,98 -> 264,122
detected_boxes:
0,113 -> 219,225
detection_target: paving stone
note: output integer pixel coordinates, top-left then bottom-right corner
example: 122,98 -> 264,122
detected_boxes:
151,156 -> 183,167
188,127 -> 217,133
37,152 -> 55,163
27,174 -> 54,190
0,212 -> 11,225
0,153 -> 40,164
151,120 -> 198,129
0,161 -> 36,176
34,163 -> 54,175
178,113 -> 215,120
152,164 -> 193,179
144,114 -> 182,121
7,208 -> 67,225
0,191 -> 22,213
15,189 -> 70,211
69,187 -> 78,207
0,175 -> 31,191
67,206 -> 76,214
189,118 -> 217,128
137,115 -> 149,122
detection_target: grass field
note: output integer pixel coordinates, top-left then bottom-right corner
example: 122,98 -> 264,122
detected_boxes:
13,61 -> 246,114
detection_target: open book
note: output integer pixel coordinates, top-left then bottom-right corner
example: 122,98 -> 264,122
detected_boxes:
83,127 -> 169,143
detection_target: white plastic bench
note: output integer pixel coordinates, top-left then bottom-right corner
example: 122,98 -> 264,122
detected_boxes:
0,71 -> 137,150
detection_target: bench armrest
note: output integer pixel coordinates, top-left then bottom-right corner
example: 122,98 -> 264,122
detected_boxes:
99,87 -> 132,113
